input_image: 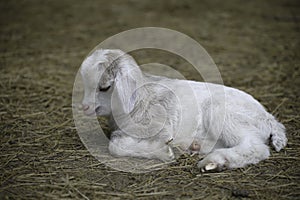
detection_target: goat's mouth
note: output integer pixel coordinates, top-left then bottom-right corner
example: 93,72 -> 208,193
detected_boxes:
83,106 -> 107,117
83,107 -> 98,116
95,106 -> 101,114
95,106 -> 110,117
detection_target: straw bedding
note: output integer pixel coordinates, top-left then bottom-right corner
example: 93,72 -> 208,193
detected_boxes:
0,0 -> 299,199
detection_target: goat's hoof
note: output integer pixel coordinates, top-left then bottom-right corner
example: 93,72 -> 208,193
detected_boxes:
200,163 -> 218,172
197,151 -> 228,172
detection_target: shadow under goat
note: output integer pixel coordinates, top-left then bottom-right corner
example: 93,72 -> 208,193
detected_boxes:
80,49 -> 287,172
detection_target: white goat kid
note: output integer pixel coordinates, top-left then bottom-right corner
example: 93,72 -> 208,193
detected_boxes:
80,49 -> 287,172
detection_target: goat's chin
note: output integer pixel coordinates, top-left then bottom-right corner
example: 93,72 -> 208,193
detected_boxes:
83,110 -> 97,116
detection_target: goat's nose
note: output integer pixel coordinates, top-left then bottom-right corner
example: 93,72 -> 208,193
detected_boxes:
82,104 -> 89,111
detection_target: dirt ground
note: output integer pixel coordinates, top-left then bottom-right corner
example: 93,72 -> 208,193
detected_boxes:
0,0 -> 299,199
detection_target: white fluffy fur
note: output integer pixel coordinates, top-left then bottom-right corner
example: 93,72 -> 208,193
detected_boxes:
80,49 -> 287,172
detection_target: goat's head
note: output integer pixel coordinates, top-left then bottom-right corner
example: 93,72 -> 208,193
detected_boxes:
80,49 -> 142,117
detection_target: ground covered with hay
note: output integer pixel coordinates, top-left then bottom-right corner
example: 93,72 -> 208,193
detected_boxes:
0,0 -> 299,199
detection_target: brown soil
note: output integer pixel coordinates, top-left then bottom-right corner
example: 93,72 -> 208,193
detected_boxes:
0,0 -> 299,199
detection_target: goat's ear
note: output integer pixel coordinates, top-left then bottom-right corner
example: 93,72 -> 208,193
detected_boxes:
114,65 -> 142,114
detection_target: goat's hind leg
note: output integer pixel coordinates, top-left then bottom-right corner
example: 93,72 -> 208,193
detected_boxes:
198,137 -> 270,172
108,130 -> 175,162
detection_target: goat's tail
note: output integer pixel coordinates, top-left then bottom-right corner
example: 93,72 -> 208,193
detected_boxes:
268,116 -> 287,152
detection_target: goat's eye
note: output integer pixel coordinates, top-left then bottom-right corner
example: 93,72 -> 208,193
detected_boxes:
99,85 -> 111,92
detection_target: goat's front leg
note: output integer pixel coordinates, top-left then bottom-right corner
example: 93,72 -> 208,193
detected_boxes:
108,130 -> 175,162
